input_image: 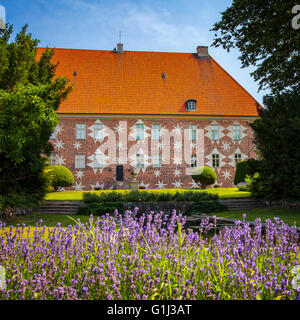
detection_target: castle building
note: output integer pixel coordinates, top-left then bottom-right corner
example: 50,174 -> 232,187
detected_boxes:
39,45 -> 259,191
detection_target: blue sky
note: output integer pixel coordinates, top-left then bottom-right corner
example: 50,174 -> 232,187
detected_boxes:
0,0 -> 269,104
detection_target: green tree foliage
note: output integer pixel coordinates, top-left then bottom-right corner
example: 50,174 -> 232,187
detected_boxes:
234,159 -> 262,185
211,0 -> 300,95
191,166 -> 217,189
47,166 -> 74,191
0,24 -> 72,212
249,94 -> 300,199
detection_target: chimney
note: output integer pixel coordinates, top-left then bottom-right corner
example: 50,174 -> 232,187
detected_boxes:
117,43 -> 124,53
196,46 -> 209,58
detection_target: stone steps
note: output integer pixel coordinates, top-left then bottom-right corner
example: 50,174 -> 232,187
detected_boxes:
37,202 -> 86,215
219,198 -> 266,211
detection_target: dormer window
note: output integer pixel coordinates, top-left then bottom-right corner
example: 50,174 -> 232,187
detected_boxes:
186,99 -> 197,112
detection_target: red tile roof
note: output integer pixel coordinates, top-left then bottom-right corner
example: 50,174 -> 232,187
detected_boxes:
37,48 -> 259,116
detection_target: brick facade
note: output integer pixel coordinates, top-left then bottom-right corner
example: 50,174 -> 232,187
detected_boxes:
49,117 -> 256,191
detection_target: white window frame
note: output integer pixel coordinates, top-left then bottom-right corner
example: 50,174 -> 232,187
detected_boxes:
233,125 -> 241,141
75,155 -> 86,169
152,124 -> 161,141
136,124 -> 144,141
212,154 -> 220,168
153,154 -> 162,168
94,153 -> 104,169
48,154 -> 57,166
189,125 -> 197,141
191,154 -> 197,168
94,123 -> 103,140
76,124 -> 86,140
235,153 -> 242,167
187,101 -> 197,112
211,125 -> 219,141
136,153 -> 145,169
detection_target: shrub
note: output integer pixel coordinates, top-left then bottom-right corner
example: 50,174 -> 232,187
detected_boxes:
234,159 -> 262,186
191,166 -> 217,189
234,161 -> 250,185
47,165 -> 74,191
237,182 -> 250,192
187,201 -> 228,215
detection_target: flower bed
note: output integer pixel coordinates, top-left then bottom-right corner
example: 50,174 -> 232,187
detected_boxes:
0,210 -> 299,300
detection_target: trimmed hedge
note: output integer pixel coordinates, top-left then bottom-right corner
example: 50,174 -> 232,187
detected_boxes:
191,166 -> 217,189
78,202 -> 125,216
82,190 -> 219,204
47,165 -> 74,191
187,201 -> 228,215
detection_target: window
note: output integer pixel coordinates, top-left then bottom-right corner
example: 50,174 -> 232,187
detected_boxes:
211,125 -> 219,141
49,129 -> 56,140
212,154 -> 220,168
186,100 -> 197,112
189,125 -> 197,141
233,125 -> 241,141
75,155 -> 86,169
94,123 -> 103,140
235,153 -> 242,166
76,124 -> 86,140
152,124 -> 161,140
136,124 -> 144,140
191,154 -> 197,168
153,154 -> 162,168
136,153 -> 144,169
47,154 -> 57,165
94,153 -> 104,169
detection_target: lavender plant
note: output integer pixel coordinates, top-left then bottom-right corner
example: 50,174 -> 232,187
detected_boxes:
0,210 -> 299,300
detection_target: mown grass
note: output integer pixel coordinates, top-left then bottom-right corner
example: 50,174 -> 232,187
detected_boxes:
207,208 -> 300,227
1,208 -> 300,228
45,188 -> 251,201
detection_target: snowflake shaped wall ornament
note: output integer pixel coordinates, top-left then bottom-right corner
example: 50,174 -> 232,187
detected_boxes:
75,170 -> 84,180
54,124 -> 63,135
73,141 -> 82,150
53,140 -> 64,151
221,141 -> 231,153
189,180 -> 200,189
173,168 -> 181,177
74,181 -> 85,191
56,155 -> 66,166
222,169 -> 232,180
156,181 -> 167,189
172,180 -> 183,189
154,169 -> 161,178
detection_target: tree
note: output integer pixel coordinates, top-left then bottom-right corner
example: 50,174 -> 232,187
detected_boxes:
211,0 -> 300,95
249,94 -> 300,200
191,166 -> 217,189
0,24 -> 72,214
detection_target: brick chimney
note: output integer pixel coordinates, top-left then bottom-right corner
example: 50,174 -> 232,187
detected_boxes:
196,46 -> 209,58
117,43 -> 124,53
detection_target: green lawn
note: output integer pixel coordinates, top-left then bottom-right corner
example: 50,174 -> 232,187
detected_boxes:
1,208 -> 299,228
45,188 -> 251,201
207,208 -> 300,227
